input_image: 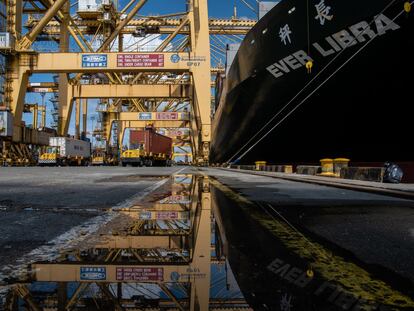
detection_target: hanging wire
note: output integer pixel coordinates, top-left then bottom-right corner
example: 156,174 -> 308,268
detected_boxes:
226,0 -> 400,163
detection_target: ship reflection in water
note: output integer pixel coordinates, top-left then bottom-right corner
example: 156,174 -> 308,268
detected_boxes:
2,175 -> 252,311
2,174 -> 414,310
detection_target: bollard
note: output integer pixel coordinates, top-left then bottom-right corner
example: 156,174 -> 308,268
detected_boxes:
333,158 -> 350,177
284,165 -> 293,174
319,158 -> 335,177
255,161 -> 266,171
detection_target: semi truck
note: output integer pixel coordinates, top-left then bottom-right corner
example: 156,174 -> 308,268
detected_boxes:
38,137 -> 91,166
121,127 -> 172,167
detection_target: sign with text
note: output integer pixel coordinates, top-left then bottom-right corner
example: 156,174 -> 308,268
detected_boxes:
138,112 -> 152,120
158,195 -> 191,204
31,88 -> 52,93
80,267 -> 106,280
82,54 -> 107,68
116,267 -> 164,281
117,54 -> 164,67
156,112 -> 178,120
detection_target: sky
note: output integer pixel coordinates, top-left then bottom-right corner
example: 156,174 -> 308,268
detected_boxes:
24,0 -> 261,146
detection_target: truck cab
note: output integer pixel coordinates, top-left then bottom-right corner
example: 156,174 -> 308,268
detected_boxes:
120,145 -> 145,167
39,146 -> 60,166
92,150 -> 107,166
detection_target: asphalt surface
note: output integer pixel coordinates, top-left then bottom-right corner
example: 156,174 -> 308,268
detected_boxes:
0,166 -> 413,310
0,166 -> 184,268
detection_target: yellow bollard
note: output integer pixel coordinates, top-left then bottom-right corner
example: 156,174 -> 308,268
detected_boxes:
333,158 -> 350,177
284,165 -> 293,174
319,158 -> 335,177
255,161 -> 267,171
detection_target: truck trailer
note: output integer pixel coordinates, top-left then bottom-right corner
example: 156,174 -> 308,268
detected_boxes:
39,137 -> 91,166
121,127 -> 172,167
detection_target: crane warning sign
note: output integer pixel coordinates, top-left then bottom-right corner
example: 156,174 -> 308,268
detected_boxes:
116,267 -> 164,281
117,54 -> 164,67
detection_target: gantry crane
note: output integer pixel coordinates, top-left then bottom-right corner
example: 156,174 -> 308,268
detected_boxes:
0,0 -> 255,165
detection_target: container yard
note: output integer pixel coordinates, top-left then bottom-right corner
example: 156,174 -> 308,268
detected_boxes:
0,0 -> 413,310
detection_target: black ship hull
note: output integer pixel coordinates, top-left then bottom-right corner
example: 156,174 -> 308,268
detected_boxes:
211,0 -> 414,167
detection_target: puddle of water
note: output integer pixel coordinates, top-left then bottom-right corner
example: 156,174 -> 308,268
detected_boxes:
0,174 -> 251,311
210,179 -> 414,311
96,175 -> 169,183
1,174 -> 413,311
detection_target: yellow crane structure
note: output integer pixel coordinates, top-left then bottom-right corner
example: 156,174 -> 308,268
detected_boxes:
0,0 -> 255,165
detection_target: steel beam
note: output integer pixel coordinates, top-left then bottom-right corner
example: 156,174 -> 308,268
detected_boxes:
32,263 -> 202,283
118,111 -> 189,121
98,0 -> 148,52
58,2 -> 70,136
30,52 -> 191,73
26,18 -> 256,36
93,235 -> 186,249
8,56 -> 30,142
188,0 -> 212,163
68,84 -> 192,99
16,0 -> 70,50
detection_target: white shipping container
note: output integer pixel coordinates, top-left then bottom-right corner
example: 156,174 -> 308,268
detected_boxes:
78,0 -> 100,11
226,43 -> 240,75
0,111 -> 13,137
0,32 -> 15,49
49,137 -> 91,158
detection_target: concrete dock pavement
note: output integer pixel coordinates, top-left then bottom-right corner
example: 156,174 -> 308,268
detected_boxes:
220,167 -> 414,200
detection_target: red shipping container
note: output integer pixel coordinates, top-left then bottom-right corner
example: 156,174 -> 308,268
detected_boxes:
130,127 -> 172,156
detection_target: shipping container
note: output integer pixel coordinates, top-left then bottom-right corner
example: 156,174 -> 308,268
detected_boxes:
0,110 -> 13,137
225,44 -> 240,75
49,137 -> 91,158
78,0 -> 100,11
39,137 -> 91,166
130,128 -> 172,156
122,127 -> 172,167
0,32 -> 15,50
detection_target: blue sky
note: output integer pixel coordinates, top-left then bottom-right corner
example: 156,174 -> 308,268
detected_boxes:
122,0 -> 257,19
24,0 -> 259,144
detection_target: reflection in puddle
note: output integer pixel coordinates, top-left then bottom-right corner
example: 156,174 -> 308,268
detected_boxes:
2,174 -> 414,310
1,175 -> 252,310
211,180 -> 414,311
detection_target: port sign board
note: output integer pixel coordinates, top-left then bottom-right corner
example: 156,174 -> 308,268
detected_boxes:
139,211 -> 152,220
156,112 -> 178,120
80,267 -> 106,280
117,54 -> 164,67
82,54 -> 108,67
138,211 -> 189,220
138,112 -> 152,120
116,267 -> 164,281
158,195 -> 191,204
31,88 -> 53,93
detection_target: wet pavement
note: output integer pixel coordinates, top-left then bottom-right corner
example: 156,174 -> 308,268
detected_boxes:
0,166 -> 413,310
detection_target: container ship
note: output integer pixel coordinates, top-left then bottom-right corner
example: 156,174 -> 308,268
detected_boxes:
211,0 -> 414,170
